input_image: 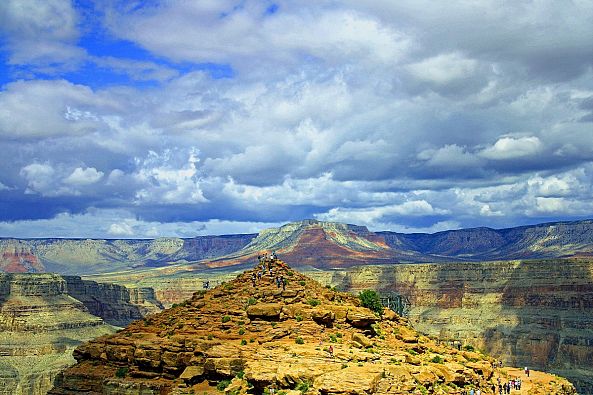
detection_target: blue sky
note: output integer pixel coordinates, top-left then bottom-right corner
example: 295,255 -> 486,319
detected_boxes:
0,0 -> 593,238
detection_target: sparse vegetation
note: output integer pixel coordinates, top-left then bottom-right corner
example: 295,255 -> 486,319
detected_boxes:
358,289 -> 383,315
295,380 -> 311,394
115,367 -> 128,378
216,379 -> 231,392
299,280 -> 306,286
240,339 -> 247,346
222,315 -> 231,323
307,298 -> 320,307
295,314 -> 303,322
464,344 -> 475,352
431,355 -> 444,364
208,334 -> 214,340
239,328 -> 245,335
247,297 -> 257,306
295,337 -> 305,344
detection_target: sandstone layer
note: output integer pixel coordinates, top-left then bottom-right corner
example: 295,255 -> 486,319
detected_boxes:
0,273 -> 163,395
306,259 -> 593,394
49,261 -> 574,395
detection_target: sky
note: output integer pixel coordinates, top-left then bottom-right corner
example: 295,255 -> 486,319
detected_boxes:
0,0 -> 592,238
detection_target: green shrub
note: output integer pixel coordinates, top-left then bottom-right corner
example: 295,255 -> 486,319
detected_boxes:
222,315 -> 231,323
431,355 -> 444,364
295,380 -> 310,394
249,338 -> 255,343
464,344 -> 475,352
216,379 -> 231,392
358,289 -> 383,315
336,332 -> 342,338
286,271 -> 294,277
341,363 -> 348,369
115,367 -> 128,378
295,337 -> 305,344
329,334 -> 337,343
299,280 -> 306,286
236,370 -> 245,379
295,314 -> 303,322
238,328 -> 245,335
247,297 -> 257,306
307,299 -> 320,307
208,334 -> 214,340
240,339 -> 247,346
407,349 -> 418,356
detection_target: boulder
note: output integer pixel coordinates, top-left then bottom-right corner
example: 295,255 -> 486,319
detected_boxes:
311,308 -> 335,326
247,303 -> 282,319
179,366 -> 204,381
346,308 -> 378,328
352,333 -> 373,348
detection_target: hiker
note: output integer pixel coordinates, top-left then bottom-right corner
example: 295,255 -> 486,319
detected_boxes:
251,273 -> 257,286
281,276 -> 286,290
476,389 -> 481,395
524,366 -> 529,377
469,388 -> 474,395
328,345 -> 334,358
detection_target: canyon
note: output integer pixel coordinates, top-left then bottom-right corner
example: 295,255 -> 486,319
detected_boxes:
3,219 -> 593,393
0,273 -> 162,395
49,260 -> 575,395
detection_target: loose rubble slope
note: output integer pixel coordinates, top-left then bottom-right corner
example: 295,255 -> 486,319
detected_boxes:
50,260 -> 576,395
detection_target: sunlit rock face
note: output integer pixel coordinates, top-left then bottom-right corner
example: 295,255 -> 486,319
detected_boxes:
48,260 -> 575,395
0,273 -> 163,395
308,259 -> 593,394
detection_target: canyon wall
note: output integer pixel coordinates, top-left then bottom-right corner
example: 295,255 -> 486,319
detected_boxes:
304,259 -> 593,393
0,273 -> 163,395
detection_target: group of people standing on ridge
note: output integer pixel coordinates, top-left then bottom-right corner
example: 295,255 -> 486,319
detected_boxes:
251,251 -> 286,290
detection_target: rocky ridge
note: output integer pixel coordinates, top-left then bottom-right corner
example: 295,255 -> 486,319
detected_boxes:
49,260 -> 574,395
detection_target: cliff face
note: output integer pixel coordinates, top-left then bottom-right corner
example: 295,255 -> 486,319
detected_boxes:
309,259 -> 593,394
49,260 -> 574,395
0,274 -> 163,395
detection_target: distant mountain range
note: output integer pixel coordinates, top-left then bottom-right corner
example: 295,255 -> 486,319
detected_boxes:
2,219 -> 593,274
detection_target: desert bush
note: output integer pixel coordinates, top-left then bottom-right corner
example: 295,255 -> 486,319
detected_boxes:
358,289 -> 383,315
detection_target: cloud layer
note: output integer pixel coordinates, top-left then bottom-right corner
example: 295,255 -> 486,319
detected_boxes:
1,0 -> 592,237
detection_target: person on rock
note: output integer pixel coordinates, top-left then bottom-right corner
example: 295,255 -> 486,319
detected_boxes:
328,345 -> 334,358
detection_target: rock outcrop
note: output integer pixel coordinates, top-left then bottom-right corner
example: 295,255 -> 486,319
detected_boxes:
311,258 -> 593,394
49,260 -> 574,395
0,273 -> 163,395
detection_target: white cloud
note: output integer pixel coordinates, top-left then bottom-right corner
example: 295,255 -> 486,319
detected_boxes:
407,52 -> 478,85
0,80 -> 111,139
0,181 -> 12,191
315,200 -> 449,225
480,136 -> 543,160
133,149 -> 208,204
0,0 -> 84,68
63,167 -> 104,186
20,163 -> 55,194
0,208 -> 279,238
108,222 -> 135,237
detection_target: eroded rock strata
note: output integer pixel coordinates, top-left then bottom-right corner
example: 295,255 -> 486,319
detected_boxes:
0,274 -> 163,395
307,259 -> 593,394
49,261 -> 574,395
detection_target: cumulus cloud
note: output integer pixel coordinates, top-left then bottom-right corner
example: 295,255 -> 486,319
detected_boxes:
0,0 -> 84,70
1,1 -> 593,237
63,167 -> 104,186
0,80 -> 112,139
133,149 -> 208,204
480,136 -> 544,160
